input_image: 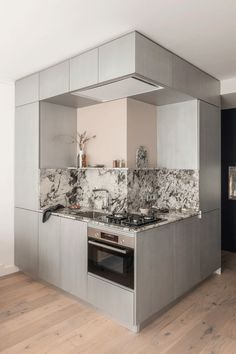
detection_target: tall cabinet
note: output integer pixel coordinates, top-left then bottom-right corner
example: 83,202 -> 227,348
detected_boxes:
14,74 -> 40,277
199,100 -> 221,279
156,99 -> 221,279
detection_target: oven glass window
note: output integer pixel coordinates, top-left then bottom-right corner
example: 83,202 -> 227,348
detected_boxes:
88,239 -> 134,289
96,250 -> 124,274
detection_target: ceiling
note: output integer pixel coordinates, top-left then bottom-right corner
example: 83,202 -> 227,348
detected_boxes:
1,0 -> 236,81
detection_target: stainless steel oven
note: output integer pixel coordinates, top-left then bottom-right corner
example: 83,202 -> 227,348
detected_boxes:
88,227 -> 134,289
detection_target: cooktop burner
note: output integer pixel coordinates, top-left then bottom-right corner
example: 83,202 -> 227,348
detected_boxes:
105,212 -> 166,228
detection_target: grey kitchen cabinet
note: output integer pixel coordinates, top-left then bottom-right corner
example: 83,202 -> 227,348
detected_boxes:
60,218 -> 87,300
70,48 -> 98,91
39,60 -> 69,100
39,215 -> 88,298
199,100 -> 221,212
38,214 -> 61,287
15,102 -> 39,211
88,275 -> 134,329
15,73 -> 39,107
157,100 -> 199,169
98,31 -> 172,87
172,55 -> 220,107
173,216 -> 200,298
40,102 -> 77,168
199,210 -> 221,280
136,223 -> 175,324
99,32 -> 136,83
135,32 -> 172,87
14,208 -> 38,277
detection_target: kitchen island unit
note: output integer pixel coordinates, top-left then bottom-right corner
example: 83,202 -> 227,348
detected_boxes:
15,208 -> 220,331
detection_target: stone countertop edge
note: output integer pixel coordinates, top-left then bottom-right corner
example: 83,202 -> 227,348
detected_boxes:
38,208 -> 200,234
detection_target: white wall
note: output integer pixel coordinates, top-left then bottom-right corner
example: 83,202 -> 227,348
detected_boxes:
221,77 -> 236,94
0,81 -> 18,276
221,77 -> 236,109
157,100 -> 199,169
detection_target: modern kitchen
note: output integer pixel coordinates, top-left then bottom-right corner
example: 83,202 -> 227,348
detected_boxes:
14,30 -> 221,334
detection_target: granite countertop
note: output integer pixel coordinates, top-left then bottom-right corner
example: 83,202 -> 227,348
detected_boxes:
40,207 -> 199,233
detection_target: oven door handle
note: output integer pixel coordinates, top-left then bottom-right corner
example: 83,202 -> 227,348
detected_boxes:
88,240 -> 128,254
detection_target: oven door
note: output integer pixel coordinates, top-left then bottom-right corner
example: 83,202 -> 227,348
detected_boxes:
88,238 -> 134,289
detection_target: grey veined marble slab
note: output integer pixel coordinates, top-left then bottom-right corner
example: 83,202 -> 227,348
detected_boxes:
40,169 -> 78,208
77,169 -> 127,212
39,168 -> 199,212
127,169 -> 199,211
43,207 -> 199,233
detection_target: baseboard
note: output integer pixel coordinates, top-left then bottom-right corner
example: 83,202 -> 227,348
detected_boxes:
0,264 -> 19,277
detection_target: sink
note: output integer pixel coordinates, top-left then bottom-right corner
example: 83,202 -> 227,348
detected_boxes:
69,210 -> 106,219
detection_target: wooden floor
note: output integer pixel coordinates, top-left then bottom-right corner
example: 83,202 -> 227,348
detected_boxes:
1,253 -> 236,354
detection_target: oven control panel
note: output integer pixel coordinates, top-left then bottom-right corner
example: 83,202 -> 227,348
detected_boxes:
88,228 -> 134,249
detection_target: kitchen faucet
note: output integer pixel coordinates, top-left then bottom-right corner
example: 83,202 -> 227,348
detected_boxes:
92,188 -> 111,212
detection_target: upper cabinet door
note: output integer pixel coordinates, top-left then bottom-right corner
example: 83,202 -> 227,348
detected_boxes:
15,102 -> 39,211
39,60 -> 69,100
157,100 -> 199,169
70,49 -> 98,91
172,56 -> 220,107
15,73 -> 39,107
99,32 -> 136,82
199,101 -> 221,212
135,33 -> 172,87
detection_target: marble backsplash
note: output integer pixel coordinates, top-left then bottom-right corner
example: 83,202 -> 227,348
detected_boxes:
127,169 -> 199,211
40,168 -> 199,212
40,169 -> 78,208
77,169 -> 127,212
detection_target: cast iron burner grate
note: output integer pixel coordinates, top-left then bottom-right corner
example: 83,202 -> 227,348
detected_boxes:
106,212 -> 166,227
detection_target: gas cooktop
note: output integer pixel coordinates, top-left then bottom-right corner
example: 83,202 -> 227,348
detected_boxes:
98,212 -> 167,228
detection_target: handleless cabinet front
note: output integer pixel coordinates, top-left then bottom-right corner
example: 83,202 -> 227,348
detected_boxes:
15,102 -> 39,211
15,208 -> 38,277
15,73 -> 39,107
99,32 -> 136,83
136,224 -> 175,324
38,215 -> 61,287
135,32 -> 172,87
88,275 -> 134,329
199,210 -> 221,280
60,218 -> 88,300
173,217 -> 200,298
172,56 -> 220,107
39,61 -> 69,100
199,100 -> 221,212
70,49 -> 98,91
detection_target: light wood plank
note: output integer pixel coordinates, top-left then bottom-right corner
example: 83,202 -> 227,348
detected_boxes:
1,252 -> 236,354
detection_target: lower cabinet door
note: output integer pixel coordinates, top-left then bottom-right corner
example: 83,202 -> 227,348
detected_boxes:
136,224 -> 175,324
174,216 -> 200,298
15,208 -> 38,277
88,275 -> 134,329
60,218 -> 87,300
200,210 -> 221,280
38,215 -> 61,287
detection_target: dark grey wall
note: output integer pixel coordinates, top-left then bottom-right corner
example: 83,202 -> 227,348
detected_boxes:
221,108 -> 236,251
